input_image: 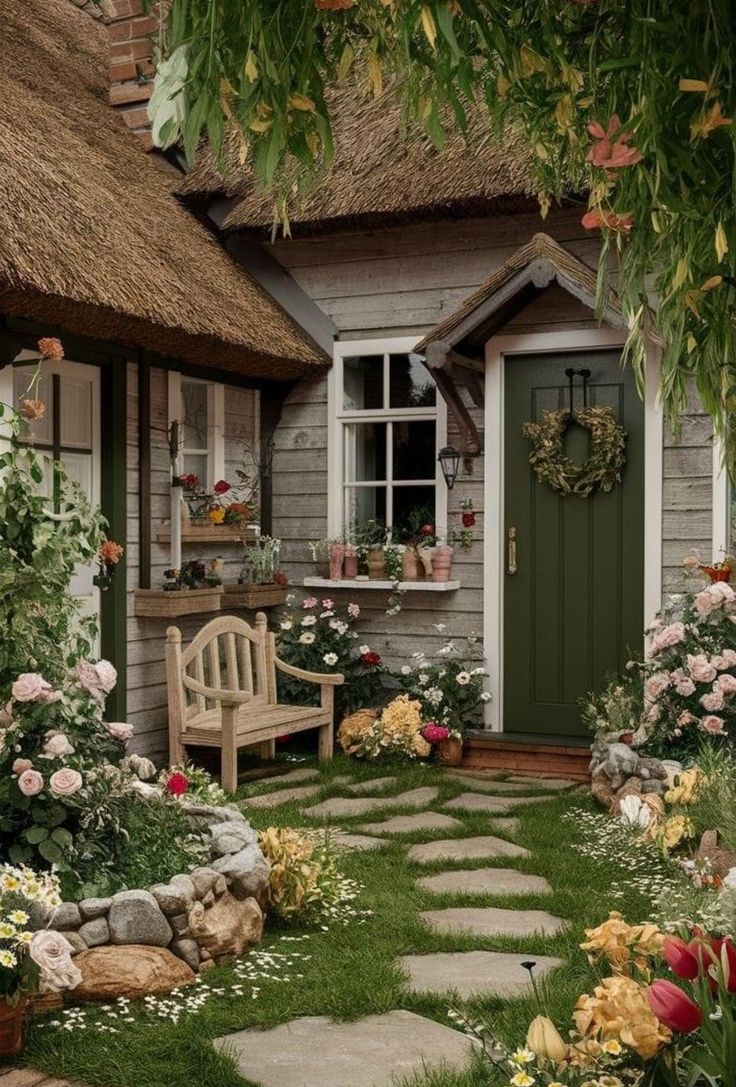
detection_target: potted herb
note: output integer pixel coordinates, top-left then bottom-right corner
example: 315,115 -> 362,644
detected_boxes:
701,556 -> 734,583
358,519 -> 388,580
224,536 -> 289,608
308,539 -> 332,578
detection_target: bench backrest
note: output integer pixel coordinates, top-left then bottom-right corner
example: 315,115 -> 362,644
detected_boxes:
166,612 -> 277,726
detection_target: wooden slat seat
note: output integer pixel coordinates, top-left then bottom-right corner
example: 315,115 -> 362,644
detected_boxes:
165,612 -> 344,792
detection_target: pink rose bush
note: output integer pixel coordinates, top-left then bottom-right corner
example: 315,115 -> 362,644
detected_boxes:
585,577 -> 736,756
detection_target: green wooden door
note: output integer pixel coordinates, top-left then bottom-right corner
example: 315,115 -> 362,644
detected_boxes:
503,350 -> 644,738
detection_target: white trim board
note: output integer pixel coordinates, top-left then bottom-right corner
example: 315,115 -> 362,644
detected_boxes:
482,328 -> 663,732
712,439 -> 729,562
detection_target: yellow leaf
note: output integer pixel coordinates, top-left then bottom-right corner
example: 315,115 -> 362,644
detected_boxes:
538,192 -> 551,220
219,78 -> 235,99
417,95 -> 432,122
701,275 -> 723,291
496,73 -> 510,99
679,78 -> 710,93
244,51 -> 258,83
683,289 -> 703,317
337,43 -> 355,81
520,44 -> 547,78
554,94 -> 574,133
686,333 -> 697,354
288,93 -> 316,112
249,118 -> 272,133
367,52 -> 383,98
651,211 -> 661,234
306,131 -> 320,156
715,222 -> 729,262
534,141 -> 550,162
420,6 -> 437,50
673,257 -> 690,289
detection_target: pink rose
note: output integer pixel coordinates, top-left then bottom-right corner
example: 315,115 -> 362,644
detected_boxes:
701,715 -> 726,735
106,721 -> 134,742
700,690 -> 725,712
75,660 -> 102,697
12,758 -> 32,774
49,768 -> 83,796
12,673 -> 52,702
18,769 -> 43,796
687,654 -> 717,684
677,711 -> 697,727
645,701 -> 661,722
650,622 -> 686,656
712,649 -> 736,670
716,673 -> 736,695
40,733 -> 75,759
672,669 -> 696,697
645,673 -> 670,700
94,660 -> 117,695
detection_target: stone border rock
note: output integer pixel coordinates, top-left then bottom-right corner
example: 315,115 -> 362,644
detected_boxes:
589,740 -> 681,811
51,799 -> 270,977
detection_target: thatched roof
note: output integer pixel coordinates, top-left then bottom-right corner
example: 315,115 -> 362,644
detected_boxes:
415,233 -> 623,356
0,0 -> 327,380
179,85 -> 539,234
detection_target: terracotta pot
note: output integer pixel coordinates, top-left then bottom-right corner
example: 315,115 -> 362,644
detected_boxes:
702,566 -> 732,583
436,737 -> 464,766
401,547 -> 422,581
343,548 -> 359,579
366,548 -> 386,580
432,544 -> 454,583
0,995 -> 26,1057
328,544 -> 345,580
418,545 -> 435,577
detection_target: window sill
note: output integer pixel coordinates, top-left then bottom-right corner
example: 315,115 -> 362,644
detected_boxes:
303,577 -> 461,592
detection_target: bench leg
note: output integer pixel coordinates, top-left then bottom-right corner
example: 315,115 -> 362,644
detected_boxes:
318,684 -> 334,761
256,739 -> 276,760
318,721 -> 333,760
221,704 -> 239,794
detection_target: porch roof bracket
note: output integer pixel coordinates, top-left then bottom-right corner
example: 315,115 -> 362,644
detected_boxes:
415,342 -> 483,457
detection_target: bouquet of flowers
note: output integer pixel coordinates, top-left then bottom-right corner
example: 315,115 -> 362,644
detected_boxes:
397,633 -> 490,731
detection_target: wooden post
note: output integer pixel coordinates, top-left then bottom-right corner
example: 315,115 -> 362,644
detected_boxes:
319,684 -> 334,760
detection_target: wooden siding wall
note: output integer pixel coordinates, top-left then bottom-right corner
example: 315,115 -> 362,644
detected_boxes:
126,362 -> 258,760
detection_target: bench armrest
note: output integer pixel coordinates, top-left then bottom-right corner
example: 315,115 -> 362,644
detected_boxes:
273,657 -> 345,686
182,675 -> 254,704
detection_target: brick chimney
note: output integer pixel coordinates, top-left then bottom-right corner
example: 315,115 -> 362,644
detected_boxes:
107,0 -> 158,150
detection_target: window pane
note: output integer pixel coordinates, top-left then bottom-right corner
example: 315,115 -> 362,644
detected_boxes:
60,377 -> 92,449
344,422 -> 387,482
182,453 -> 208,489
389,354 -> 436,408
344,486 -> 386,530
343,356 -> 384,411
14,367 -> 52,445
181,380 -> 208,449
392,486 -> 436,534
392,420 -> 436,480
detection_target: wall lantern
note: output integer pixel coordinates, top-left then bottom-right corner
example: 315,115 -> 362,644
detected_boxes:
438,445 -> 461,490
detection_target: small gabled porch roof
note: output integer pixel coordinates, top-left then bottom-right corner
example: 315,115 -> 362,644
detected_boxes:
412,233 -> 624,455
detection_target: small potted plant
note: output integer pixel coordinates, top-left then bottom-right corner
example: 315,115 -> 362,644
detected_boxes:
420,722 -> 464,766
224,536 -> 289,608
701,555 -> 734,583
397,507 -> 435,580
358,519 -> 388,580
431,537 -> 454,582
343,541 -> 359,579
308,538 -> 332,578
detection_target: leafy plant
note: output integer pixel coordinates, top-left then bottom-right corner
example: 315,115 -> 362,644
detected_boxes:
396,634 -> 490,731
258,826 -> 341,921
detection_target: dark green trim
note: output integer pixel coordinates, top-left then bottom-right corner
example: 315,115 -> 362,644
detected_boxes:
99,361 -> 128,721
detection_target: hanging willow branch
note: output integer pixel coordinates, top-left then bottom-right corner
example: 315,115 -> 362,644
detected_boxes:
147,0 -> 736,466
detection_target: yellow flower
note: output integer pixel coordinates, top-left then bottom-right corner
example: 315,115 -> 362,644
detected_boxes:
526,1016 -> 567,1063
580,911 -> 663,974
510,1074 -> 535,1087
659,814 -> 695,851
0,923 -> 16,939
510,1048 -> 535,1065
0,950 -> 16,968
601,1038 -> 623,1055
664,767 -> 707,806
573,975 -> 671,1060
8,911 -> 28,926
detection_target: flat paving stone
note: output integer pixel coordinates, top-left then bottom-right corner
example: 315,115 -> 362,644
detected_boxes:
444,792 -> 550,813
347,776 -> 398,794
214,1010 -> 474,1087
304,786 -> 439,819
328,831 -> 388,852
399,950 -> 563,999
358,812 -> 462,835
408,835 -> 530,863
243,784 -> 322,809
446,774 -> 547,793
507,776 -> 577,790
272,767 -> 320,784
417,867 -> 552,897
421,906 -> 568,937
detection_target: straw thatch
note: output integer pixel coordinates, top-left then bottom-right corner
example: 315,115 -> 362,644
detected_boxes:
179,84 -> 538,234
0,0 -> 328,379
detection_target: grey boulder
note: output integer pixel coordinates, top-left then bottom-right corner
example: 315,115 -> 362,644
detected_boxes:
211,844 -> 270,901
108,890 -> 172,947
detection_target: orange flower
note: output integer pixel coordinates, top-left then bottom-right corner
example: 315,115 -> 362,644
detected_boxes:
691,101 -> 732,139
582,208 -> 633,234
573,975 -> 671,1060
99,540 -> 124,566
209,507 -> 226,524
19,398 -> 46,421
580,911 -> 664,974
37,337 -> 64,361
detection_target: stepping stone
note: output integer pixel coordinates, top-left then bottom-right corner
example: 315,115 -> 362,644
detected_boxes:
347,776 -> 397,794
243,784 -> 321,809
273,767 -> 320,784
328,831 -> 387,852
214,1010 -> 474,1087
408,836 -> 529,863
399,950 -> 563,999
446,774 -> 544,793
507,776 -> 577,790
304,786 -> 439,820
421,906 -> 568,937
358,812 -> 462,835
417,868 -> 552,897
444,793 -> 549,813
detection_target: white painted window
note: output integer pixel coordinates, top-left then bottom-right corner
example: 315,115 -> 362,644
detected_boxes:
168,372 -> 225,489
328,339 -> 447,538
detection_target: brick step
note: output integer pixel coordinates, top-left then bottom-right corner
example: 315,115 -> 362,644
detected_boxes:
462,737 -> 590,782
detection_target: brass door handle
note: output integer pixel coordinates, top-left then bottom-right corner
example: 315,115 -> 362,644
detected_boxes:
507,526 -> 518,575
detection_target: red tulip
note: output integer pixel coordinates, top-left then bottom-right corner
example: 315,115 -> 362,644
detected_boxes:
647,980 -> 702,1033
710,937 -> 736,993
663,937 -> 700,980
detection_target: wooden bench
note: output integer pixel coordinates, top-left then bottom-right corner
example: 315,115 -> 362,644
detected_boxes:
165,612 -> 344,793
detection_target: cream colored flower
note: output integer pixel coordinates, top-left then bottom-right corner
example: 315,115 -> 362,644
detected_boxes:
573,975 -> 671,1060
664,767 -> 707,806
580,911 -> 664,974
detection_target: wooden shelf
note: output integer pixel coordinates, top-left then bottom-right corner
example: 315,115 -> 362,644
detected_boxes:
303,577 -> 461,592
155,522 -> 260,545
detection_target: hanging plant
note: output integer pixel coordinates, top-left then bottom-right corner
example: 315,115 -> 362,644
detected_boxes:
523,406 -> 627,498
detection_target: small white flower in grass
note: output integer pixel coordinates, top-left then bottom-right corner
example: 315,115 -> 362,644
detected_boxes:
455,671 -> 471,685
510,1048 -> 535,1065
323,652 -> 338,666
299,633 -> 316,645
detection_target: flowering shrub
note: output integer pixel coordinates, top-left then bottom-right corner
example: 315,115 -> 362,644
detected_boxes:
158,762 -> 226,805
276,596 -> 384,717
258,826 -> 342,921
584,581 -> 736,757
396,632 -> 490,732
339,695 -> 431,759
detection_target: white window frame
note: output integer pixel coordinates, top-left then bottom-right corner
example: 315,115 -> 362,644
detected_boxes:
712,439 -> 730,562
168,371 -> 225,490
328,338 -> 447,538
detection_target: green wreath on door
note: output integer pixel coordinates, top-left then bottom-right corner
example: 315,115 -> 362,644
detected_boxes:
523,406 -> 627,498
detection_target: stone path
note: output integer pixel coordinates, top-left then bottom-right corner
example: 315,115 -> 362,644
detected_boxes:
214,766 -> 569,1087
0,1070 -> 83,1087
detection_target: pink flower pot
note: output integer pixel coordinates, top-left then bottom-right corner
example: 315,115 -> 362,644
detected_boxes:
432,544 -> 454,583
329,544 -> 345,580
343,548 -> 359,578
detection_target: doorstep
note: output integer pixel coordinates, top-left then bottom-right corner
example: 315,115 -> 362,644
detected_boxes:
462,732 -> 591,782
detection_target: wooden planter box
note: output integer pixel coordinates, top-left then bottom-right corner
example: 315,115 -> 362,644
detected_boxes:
133,587 -> 223,618
155,522 -> 260,545
222,583 -> 289,609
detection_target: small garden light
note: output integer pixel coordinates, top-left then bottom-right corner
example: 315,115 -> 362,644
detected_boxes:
438,445 -> 461,490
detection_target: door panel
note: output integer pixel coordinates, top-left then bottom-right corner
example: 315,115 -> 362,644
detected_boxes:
503,350 -> 644,738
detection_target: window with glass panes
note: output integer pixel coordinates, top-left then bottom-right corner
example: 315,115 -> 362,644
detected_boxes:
332,343 -> 445,537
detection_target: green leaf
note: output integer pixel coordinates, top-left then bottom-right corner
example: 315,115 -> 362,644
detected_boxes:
50,827 -> 74,851
24,826 -> 49,844
37,838 -> 63,864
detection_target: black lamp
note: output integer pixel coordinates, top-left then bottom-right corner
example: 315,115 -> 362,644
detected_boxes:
438,445 -> 461,490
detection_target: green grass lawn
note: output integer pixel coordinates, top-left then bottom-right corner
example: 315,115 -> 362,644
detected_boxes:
16,756 -> 662,1087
